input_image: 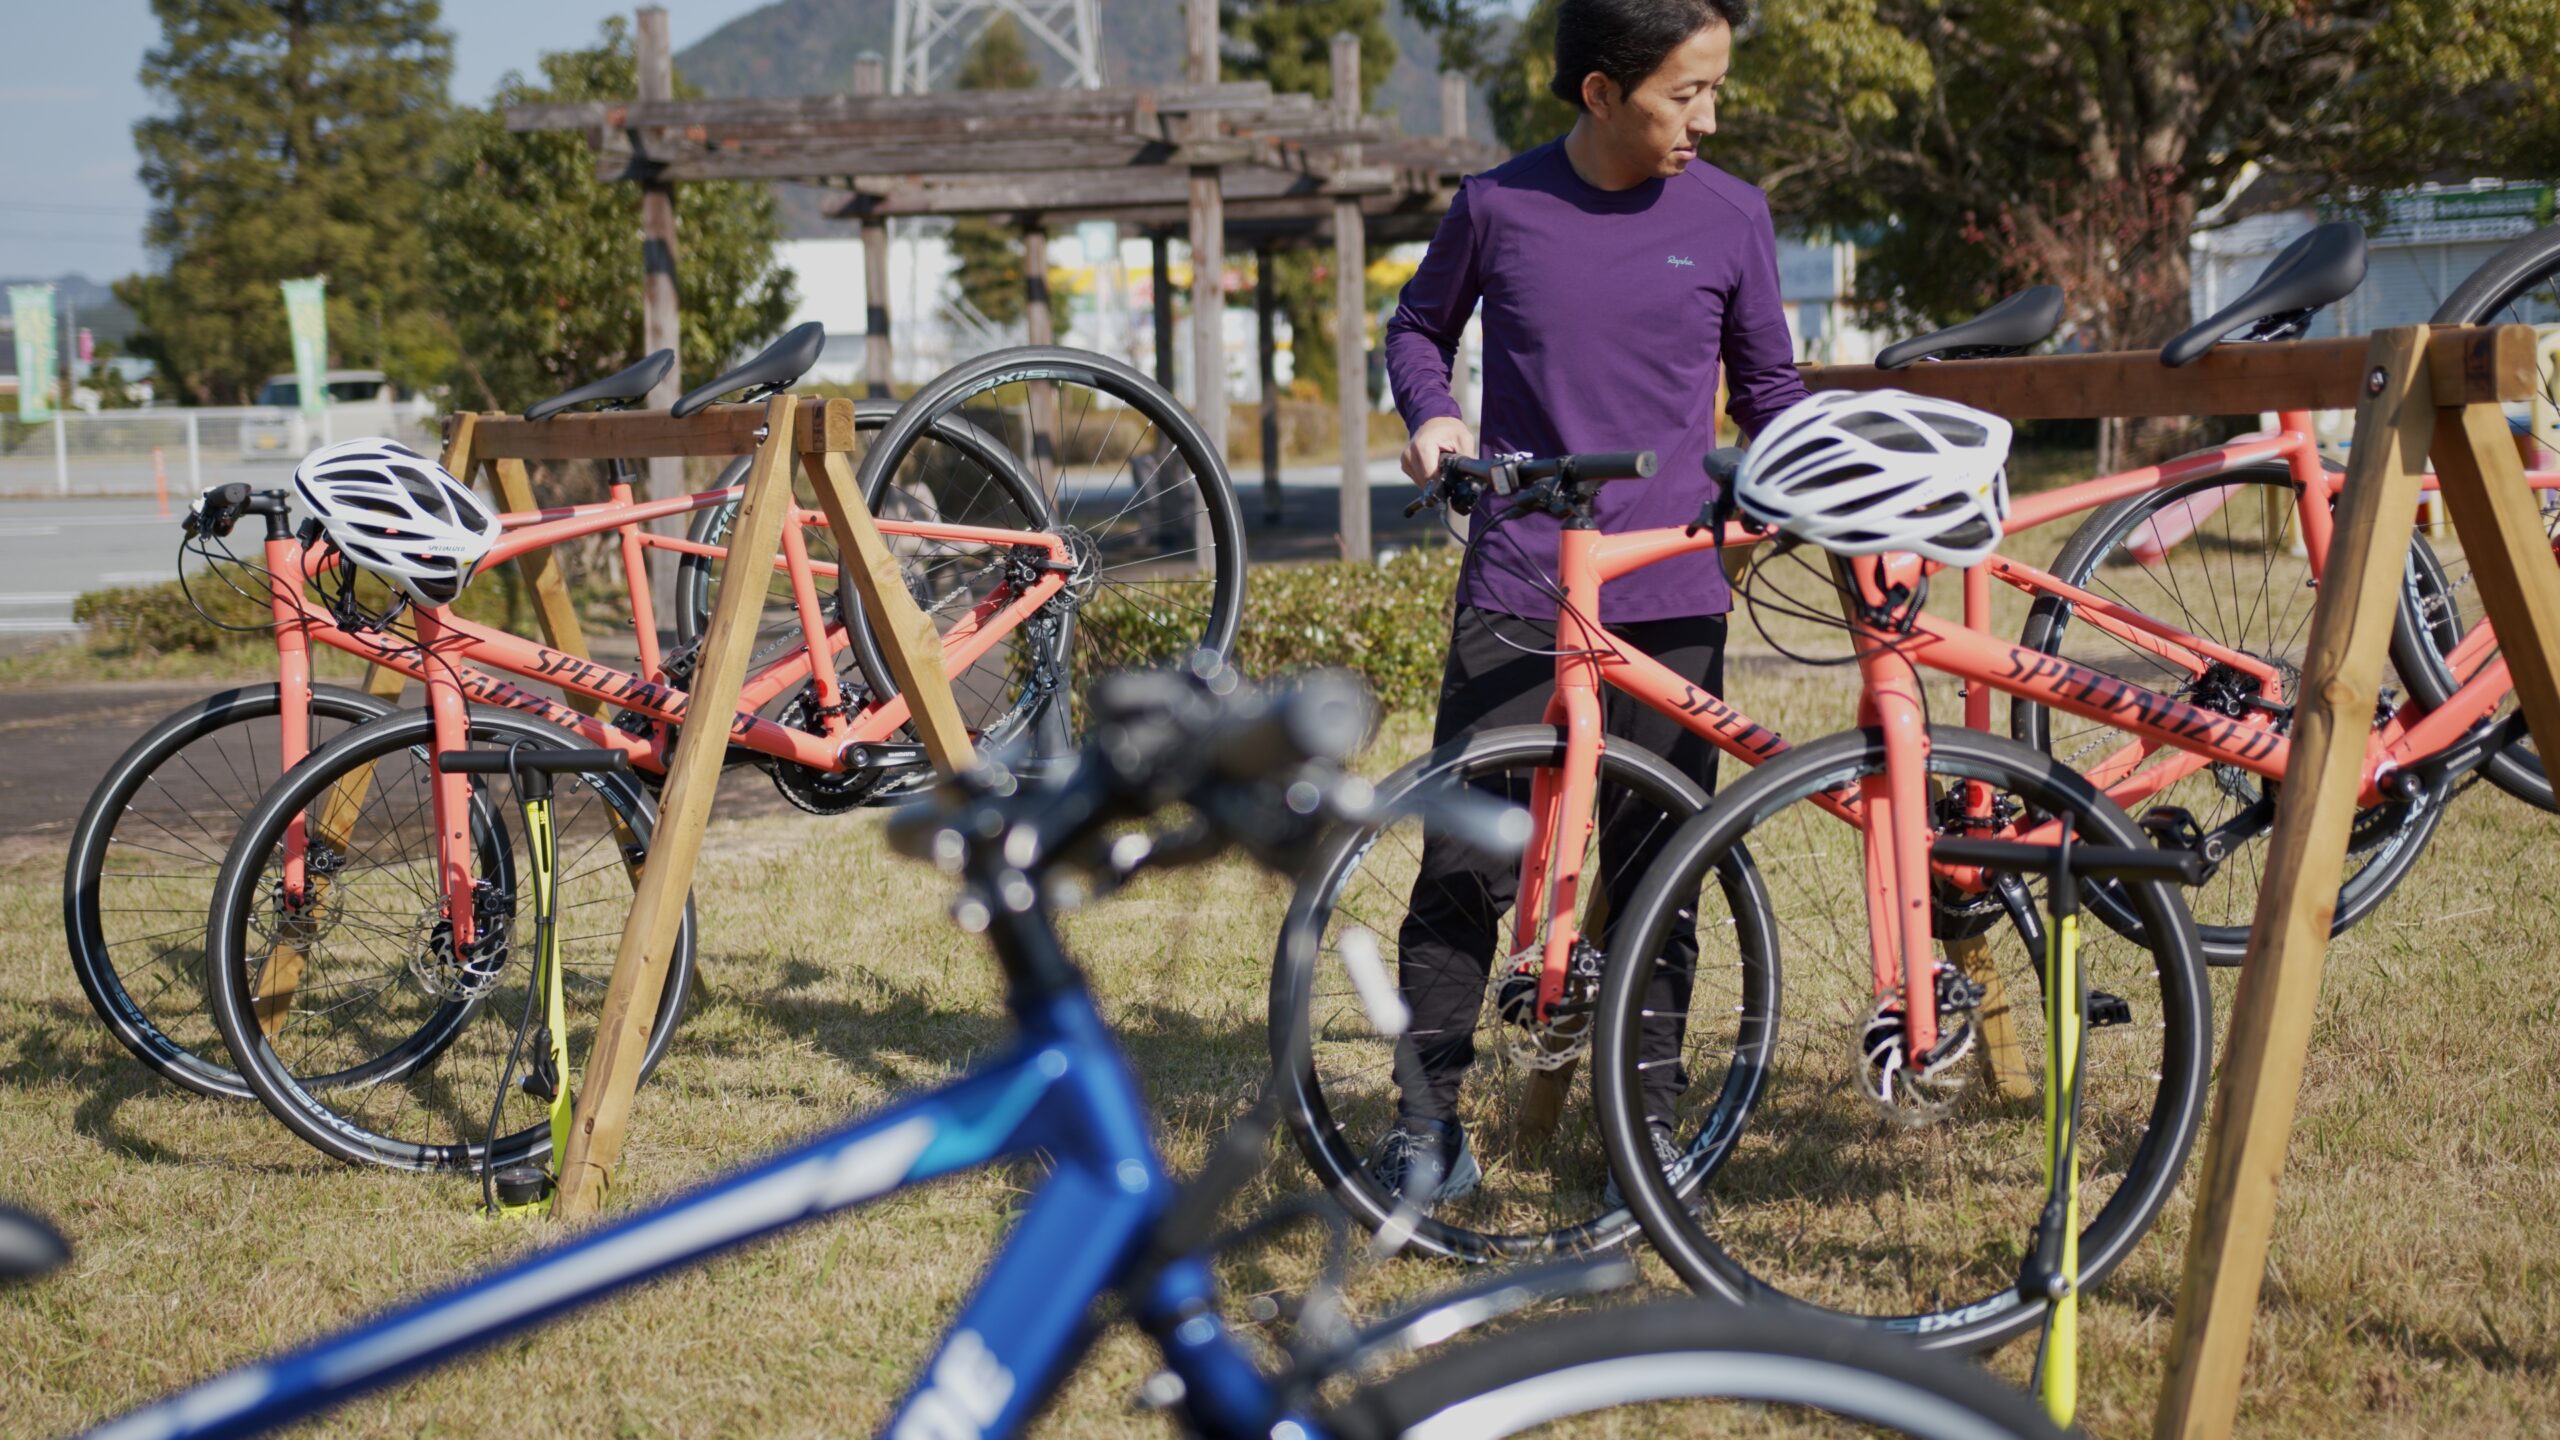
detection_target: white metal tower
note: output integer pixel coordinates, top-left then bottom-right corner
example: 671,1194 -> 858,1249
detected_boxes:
889,0 -> 1105,94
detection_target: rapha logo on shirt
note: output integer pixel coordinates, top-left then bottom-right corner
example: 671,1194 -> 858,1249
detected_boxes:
1666,255 -> 1696,268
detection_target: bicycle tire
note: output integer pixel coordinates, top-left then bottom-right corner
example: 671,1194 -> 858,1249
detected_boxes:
1594,725 -> 2209,1353
2404,222 -> 2560,809
64,682 -> 396,1098
846,346 -> 1247,761
1271,724 -> 1778,1261
676,402 -> 1058,755
1323,1300 -> 2068,1439
2011,461 -> 2447,963
205,706 -> 697,1170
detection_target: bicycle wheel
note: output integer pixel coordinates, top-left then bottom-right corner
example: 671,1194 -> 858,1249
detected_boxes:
846,346 -> 1246,761
65,682 -> 396,1097
2012,461 -> 2447,962
2402,222 -> 2560,809
205,707 -> 696,1170
1272,724 -> 1777,1261
1325,1301 -> 2066,1438
1594,725 -> 2209,1353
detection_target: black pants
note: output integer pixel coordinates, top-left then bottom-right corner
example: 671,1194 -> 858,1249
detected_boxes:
1393,605 -> 1727,1124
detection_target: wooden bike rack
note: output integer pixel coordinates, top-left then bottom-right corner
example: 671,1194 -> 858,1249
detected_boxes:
1806,325 -> 2549,1438
438,394 -> 981,1221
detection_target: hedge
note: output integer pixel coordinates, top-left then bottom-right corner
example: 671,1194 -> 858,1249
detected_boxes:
74,565 -> 541,657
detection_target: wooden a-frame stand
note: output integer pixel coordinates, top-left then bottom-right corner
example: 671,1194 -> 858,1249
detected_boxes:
439,394 -> 981,1222
1808,324 -> 2548,1438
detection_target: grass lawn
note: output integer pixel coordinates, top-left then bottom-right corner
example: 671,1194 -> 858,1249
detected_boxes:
9,545 -> 2560,1435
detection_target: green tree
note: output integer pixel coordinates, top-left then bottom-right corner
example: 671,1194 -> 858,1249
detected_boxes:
1486,1 -> 2560,354
118,0 -> 454,405
1222,0 -> 1395,403
424,20 -> 795,413
948,17 -> 1043,327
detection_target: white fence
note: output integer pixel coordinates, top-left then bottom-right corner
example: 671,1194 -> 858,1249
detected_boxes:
0,407 -> 442,498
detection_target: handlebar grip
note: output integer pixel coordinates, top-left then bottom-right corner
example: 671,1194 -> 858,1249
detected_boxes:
437,748 -> 635,777
1564,451 -> 1656,482
1932,837 -> 2206,887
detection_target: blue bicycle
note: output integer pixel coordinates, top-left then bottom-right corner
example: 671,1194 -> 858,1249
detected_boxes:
59,667 -> 2065,1439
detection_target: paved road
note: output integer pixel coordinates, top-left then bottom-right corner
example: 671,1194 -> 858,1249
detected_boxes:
0,498 -> 201,635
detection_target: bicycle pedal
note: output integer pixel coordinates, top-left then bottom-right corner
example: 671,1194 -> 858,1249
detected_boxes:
2087,992 -> 2133,1029
2138,806 -> 2204,851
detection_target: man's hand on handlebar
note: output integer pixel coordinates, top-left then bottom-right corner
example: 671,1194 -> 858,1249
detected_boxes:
1402,416 -> 1476,488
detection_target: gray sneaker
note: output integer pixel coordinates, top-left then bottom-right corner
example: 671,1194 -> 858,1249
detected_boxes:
1363,1115 -> 1482,1204
1603,1119 -> 1700,1212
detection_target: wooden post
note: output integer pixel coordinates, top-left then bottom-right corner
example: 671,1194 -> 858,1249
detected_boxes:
554,394 -> 806,1222
855,52 -> 893,400
635,7 -> 685,608
1256,241 -> 1281,525
802,449 -> 977,773
484,455 -> 609,720
1331,32 -> 1371,563
2150,329 -> 2439,1438
1022,219 -> 1062,495
1151,230 -> 1176,390
1946,933 -> 2032,1099
1186,0 -> 1226,565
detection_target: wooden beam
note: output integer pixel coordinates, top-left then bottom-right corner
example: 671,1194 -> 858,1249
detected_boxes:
1187,0 -> 1226,576
2427,397 -> 2560,766
801,450 -> 977,774
1803,324 -> 2539,418
555,393 -> 806,1222
484,457 -> 608,721
2150,327 -> 2439,1440
830,164 -> 1390,219
465,398 -> 859,461
1332,33 -> 1370,565
616,136 -> 1264,183
503,81 -> 1279,134
854,53 -> 892,399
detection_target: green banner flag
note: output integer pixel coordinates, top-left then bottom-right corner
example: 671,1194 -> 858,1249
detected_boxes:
280,276 -> 329,419
10,284 -> 57,422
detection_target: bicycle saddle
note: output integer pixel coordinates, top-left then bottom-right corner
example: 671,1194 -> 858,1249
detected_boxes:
523,349 -> 674,421
1874,285 -> 2065,369
2160,221 -> 2366,367
670,321 -> 826,418
0,1204 -> 68,1282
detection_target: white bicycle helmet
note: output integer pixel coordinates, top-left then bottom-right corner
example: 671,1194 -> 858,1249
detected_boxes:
292,438 -> 501,608
1736,389 -> 2014,568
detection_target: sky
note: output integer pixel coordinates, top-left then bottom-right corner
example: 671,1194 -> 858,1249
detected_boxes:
0,1 -> 777,285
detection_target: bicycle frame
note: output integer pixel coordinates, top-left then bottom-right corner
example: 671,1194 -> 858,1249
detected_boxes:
84,978 -> 1319,1440
1511,410 -> 2560,1044
248,479 -> 1071,949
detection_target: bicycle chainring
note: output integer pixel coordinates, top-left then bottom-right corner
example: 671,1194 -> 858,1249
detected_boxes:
769,684 -> 882,815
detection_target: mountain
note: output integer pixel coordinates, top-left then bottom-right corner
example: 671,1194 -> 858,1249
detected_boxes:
672,1 -> 1500,237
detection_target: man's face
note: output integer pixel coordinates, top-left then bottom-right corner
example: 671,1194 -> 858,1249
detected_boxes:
1596,21 -> 1732,177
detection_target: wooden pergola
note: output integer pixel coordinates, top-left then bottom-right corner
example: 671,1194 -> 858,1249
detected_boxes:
508,3 -> 1501,561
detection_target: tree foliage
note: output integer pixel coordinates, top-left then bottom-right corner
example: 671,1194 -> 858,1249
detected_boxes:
1482,0 -> 2560,349
1221,0 -> 1395,402
118,0 -> 453,405
949,17 -> 1043,328
423,20 -> 795,413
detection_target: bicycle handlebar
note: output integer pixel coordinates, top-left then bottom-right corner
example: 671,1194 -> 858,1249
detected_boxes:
1932,836 -> 2206,887
184,483 -> 293,541
1406,450 -> 1659,518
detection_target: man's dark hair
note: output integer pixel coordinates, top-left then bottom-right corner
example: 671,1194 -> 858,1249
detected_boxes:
1549,0 -> 1749,109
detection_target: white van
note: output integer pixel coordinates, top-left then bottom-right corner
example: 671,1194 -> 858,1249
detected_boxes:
239,370 -> 434,459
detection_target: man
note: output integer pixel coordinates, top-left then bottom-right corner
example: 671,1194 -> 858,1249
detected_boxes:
1373,0 -> 1807,1201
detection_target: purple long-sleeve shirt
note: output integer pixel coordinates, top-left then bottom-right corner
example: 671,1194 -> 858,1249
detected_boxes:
1386,139 -> 1808,621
